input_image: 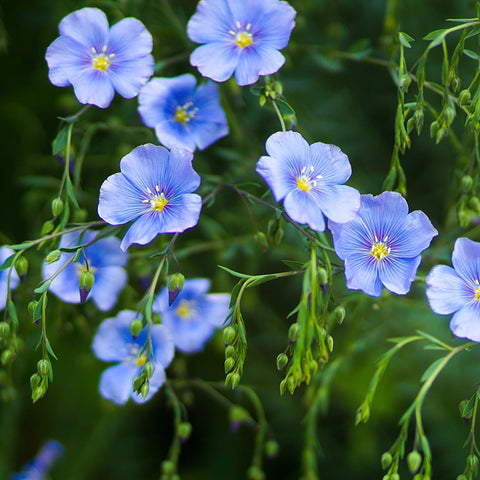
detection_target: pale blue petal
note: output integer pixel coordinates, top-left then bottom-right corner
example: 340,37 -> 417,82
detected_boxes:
158,193 -> 202,233
91,266 -> 127,311
58,8 -> 109,49
393,210 -> 438,257
108,56 -> 154,99
329,216 -> 370,260
378,256 -> 421,295
87,235 -> 127,268
191,120 -> 229,150
131,364 -> 166,404
426,265 -> 470,314
120,212 -> 164,250
108,17 -> 152,61
449,303 -> 480,342
265,131 -> 310,166
164,315 -> 214,353
70,69 -> 115,108
226,0 -> 271,25
344,253 -> 383,297
256,155 -> 291,202
316,184 -> 360,223
150,324 -> 175,368
91,311 -> 139,362
255,0 -> 296,50
154,122 -> 197,152
309,142 -> 352,184
452,237 -> 480,282
283,190 -> 325,231
202,293 -> 231,328
190,42 -> 239,83
99,363 -> 138,405
98,172 -> 144,225
234,45 -> 285,85
43,257 -> 80,304
187,0 -> 233,44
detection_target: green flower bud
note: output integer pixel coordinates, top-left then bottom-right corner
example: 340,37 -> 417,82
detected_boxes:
45,250 -> 61,264
140,382 -> 149,399
73,208 -> 88,223
451,76 -> 461,93
224,357 -> 235,373
51,197 -> 64,217
132,375 -> 143,392
168,273 -> 185,306
444,106 -> 456,127
467,454 -> 478,469
265,440 -> 279,458
381,452 -> 393,470
0,321 -> 10,339
79,270 -> 95,303
390,474 -> 400,480
287,375 -> 296,394
309,360 -> 318,376
30,373 -> 41,389
317,267 -> 328,286
399,74 -> 411,90
457,475 -> 468,480
407,450 -> 422,473
459,89 -> 471,106
274,224 -> 284,244
334,305 -> 346,325
414,109 -> 424,134
247,465 -> 265,480
37,359 -> 50,377
436,127 -> 447,144
327,335 -> 334,352
130,318 -> 143,339
259,94 -> 267,107
1,349 -> 14,366
430,120 -> 439,139
470,196 -> 480,214
406,117 -> 415,134
161,460 -> 175,475
276,353 -> 288,370
225,345 -> 235,358
254,232 -> 268,251
279,379 -> 287,395
32,385 -> 46,403
230,372 -> 241,389
458,209 -> 471,228
230,405 -> 251,424
223,326 -> 236,345
41,220 -> 54,236
143,361 -> 155,379
461,175 -> 474,192
288,323 -> 300,342
15,256 -> 28,282
178,422 -> 192,441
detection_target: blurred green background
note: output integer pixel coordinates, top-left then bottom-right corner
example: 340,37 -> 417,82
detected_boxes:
1,0 -> 480,479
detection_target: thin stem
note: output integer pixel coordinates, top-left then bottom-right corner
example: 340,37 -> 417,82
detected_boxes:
271,99 -> 286,132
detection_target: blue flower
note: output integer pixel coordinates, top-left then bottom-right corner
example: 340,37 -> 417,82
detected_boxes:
138,74 -> 229,152
329,191 -> 438,297
98,144 -> 202,251
256,131 -> 361,232
426,237 -> 480,342
92,310 -> 174,405
42,230 -> 128,311
10,440 -> 64,480
153,278 -> 230,353
46,8 -> 154,108
187,0 -> 296,86
0,246 -> 19,311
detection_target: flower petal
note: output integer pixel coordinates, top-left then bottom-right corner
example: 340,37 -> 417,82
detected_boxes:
316,184 -> 360,223
344,253 -> 383,297
254,0 -> 296,50
190,42 -> 239,83
120,212 -> 163,251
108,17 -> 153,61
426,264 -> 471,315
329,215 -> 370,260
187,0 -> 233,44
150,324 -> 175,368
86,235 -> 128,268
91,266 -> 127,311
393,210 -> 438,257
202,293 -> 231,328
43,256 -> 81,304
99,363 -> 138,405
449,302 -> 480,342
451,237 -> 480,282
108,55 -> 154,99
234,45 -> 285,86
309,142 -> 352,184
159,193 -> 203,233
59,8 -> 109,49
283,190 -> 325,232
154,122 -> 197,152
378,256 -> 421,295
70,69 -> 115,108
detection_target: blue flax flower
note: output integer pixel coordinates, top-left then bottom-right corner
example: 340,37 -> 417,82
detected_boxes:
329,191 -> 438,297
10,440 -> 64,480
46,7 -> 154,108
187,0 -> 296,86
138,74 -> 229,152
256,131 -> 361,232
153,278 -> 230,353
0,246 -> 19,311
42,231 -> 127,311
92,310 -> 174,404
98,144 -> 202,251
426,237 -> 480,342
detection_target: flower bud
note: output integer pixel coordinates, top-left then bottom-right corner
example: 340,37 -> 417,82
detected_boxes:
254,232 -> 268,251
227,372 -> 241,389
451,76 -> 461,93
414,109 -> 424,133
230,405 -> 251,424
265,440 -> 279,458
46,250 -> 61,264
51,197 -> 64,217
381,452 -> 393,470
178,422 -> 192,442
406,117 -> 415,134
327,335 -> 334,352
399,74 -> 411,90
467,454 -> 478,469
37,359 -> 50,377
32,385 -> 45,403
15,256 -> 28,282
168,273 -> 185,306
79,270 -> 95,303
132,375 -> 143,392
444,106 -> 456,127
469,196 -> 480,214
334,305 -> 346,325
276,353 -> 288,370
259,94 -> 267,107
41,220 -> 54,236
225,345 -> 235,358
224,357 -> 235,373
430,120 -> 439,138
130,318 -> 143,339
247,466 -> 265,480
30,373 -> 42,389
461,175 -> 473,192
309,360 -> 318,376
0,321 -> 10,339
223,326 -> 236,345
288,323 -> 300,342
279,379 -> 287,395
140,382 -> 149,399
143,361 -> 154,379
161,460 -> 175,475
317,268 -> 328,286
407,450 -> 422,473
459,89 -> 471,106
1,349 -> 14,366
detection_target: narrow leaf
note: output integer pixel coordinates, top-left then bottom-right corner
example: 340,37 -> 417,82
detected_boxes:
65,176 -> 79,208
45,337 -> 58,360
8,300 -> 18,325
52,126 -> 69,155
34,281 -> 51,294
399,32 -> 414,48
0,254 -> 15,271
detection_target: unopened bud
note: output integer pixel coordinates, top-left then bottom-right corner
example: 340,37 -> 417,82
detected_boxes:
436,127 -> 447,144
0,321 -> 10,339
467,454 -> 478,469
51,197 -> 64,217
469,196 -> 480,214
32,385 -> 45,403
247,465 -> 265,480
414,109 -> 424,133
327,335 -> 334,352
223,326 -> 236,345
30,373 -> 41,389
334,305 -> 346,325
79,270 -> 95,303
259,94 -> 267,107
406,117 -> 415,134
381,452 -> 393,470
317,267 -> 328,286
459,89 -> 471,106
444,106 -> 456,126
225,345 -> 235,358
1,349 -> 14,366
161,460 -> 175,475
279,379 -> 287,395
254,232 -> 268,251
41,220 -> 54,236
309,360 -> 318,376
407,451 -> 422,473
168,273 -> 185,306
458,209 -> 471,228
461,175 -> 474,192
230,405 -> 251,424
140,382 -> 149,399
265,440 -> 279,458
430,120 -> 439,138
451,76 -> 461,93
132,375 -> 143,392
143,361 -> 154,379
37,359 -> 50,377
15,256 -> 28,282
276,353 -> 288,370
178,422 -> 192,441
228,372 -> 241,389
45,250 -> 61,264
288,323 -> 300,342
130,318 -> 143,339
287,375 -> 296,394
224,357 -> 235,373
399,74 -> 411,90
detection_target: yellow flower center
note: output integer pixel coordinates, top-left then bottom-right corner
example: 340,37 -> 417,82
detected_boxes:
135,353 -> 147,367
296,177 -> 311,192
150,192 -> 169,212
174,103 -> 197,124
176,300 -> 194,320
370,238 -> 391,261
229,22 -> 254,49
475,284 -> 480,301
91,46 -> 114,72
296,166 -> 322,193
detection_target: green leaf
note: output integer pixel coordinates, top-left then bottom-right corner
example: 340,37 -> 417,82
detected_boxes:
8,300 -> 18,326
65,176 -> 79,208
446,18 -> 478,22
33,297 -> 44,324
250,86 -> 263,96
399,32 -> 415,48
312,53 -> 343,72
52,126 -> 69,156
420,357 -> 445,383
45,337 -> 58,360
274,98 -> 296,116
8,242 -> 34,251
281,259 -> 306,270
466,24 -> 480,39
0,254 -> 15,271
218,265 -> 252,279
423,29 -> 447,49
34,281 -> 51,294
247,274 -> 278,288
346,38 -> 372,59
464,49 -> 479,60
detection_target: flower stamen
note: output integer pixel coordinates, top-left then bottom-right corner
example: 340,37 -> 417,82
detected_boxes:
174,102 -> 197,124
296,166 -> 322,193
176,299 -> 195,320
150,192 -> 169,212
91,46 -> 111,71
370,241 -> 391,261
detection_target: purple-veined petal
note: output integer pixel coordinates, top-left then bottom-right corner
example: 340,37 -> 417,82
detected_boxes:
99,362 -> 139,405
120,212 -> 164,251
378,256 -> 421,295
108,55 -> 154,99
449,302 -> 480,342
452,237 -> 480,283
187,0 -> 233,44
108,17 -> 153,61
190,42 -> 239,83
91,266 -> 128,311
58,8 -> 109,50
98,172 -> 144,225
226,0 -> 271,26
150,324 -> 175,368
234,45 -> 285,86
344,253 -> 383,297
158,193 -> 203,234
315,184 -> 360,224
255,0 -> 296,50
265,131 -> 310,166
70,69 -> 115,108
283,190 -> 325,232
92,311 -> 139,362
426,264 -> 470,315
309,142 -> 352,184
131,364 -> 166,404
256,155 -> 291,202
329,216 -> 370,260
